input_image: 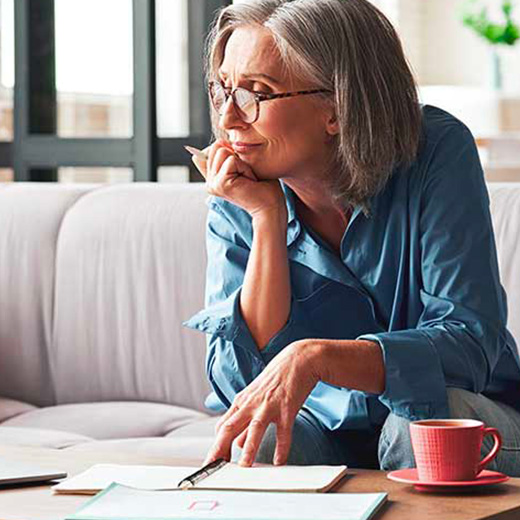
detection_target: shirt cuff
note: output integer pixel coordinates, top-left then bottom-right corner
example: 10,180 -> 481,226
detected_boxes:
357,331 -> 450,420
183,288 -> 263,361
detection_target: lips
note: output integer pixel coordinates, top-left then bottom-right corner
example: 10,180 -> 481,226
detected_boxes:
232,142 -> 262,153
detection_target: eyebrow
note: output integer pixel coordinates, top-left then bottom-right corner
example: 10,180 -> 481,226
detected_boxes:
218,70 -> 281,86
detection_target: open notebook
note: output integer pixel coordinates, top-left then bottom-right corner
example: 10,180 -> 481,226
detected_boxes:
53,459 -> 348,495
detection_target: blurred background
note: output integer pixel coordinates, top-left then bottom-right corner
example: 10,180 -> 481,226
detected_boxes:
0,0 -> 519,184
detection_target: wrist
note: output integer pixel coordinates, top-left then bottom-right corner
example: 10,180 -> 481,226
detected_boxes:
251,206 -> 288,232
296,340 -> 329,383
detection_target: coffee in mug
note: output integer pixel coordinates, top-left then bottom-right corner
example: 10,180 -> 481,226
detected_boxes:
409,419 -> 502,482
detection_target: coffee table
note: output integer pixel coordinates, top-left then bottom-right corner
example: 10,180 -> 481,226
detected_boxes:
0,445 -> 519,520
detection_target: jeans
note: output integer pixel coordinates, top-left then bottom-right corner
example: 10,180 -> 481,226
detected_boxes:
245,389 -> 520,477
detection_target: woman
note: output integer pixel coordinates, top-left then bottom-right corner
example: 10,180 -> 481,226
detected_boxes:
184,0 -> 520,473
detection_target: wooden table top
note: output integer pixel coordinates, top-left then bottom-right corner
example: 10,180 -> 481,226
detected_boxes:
0,445 -> 519,520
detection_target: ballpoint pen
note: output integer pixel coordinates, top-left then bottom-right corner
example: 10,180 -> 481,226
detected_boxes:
184,145 -> 208,161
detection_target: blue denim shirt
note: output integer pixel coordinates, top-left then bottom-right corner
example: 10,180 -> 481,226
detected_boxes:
184,105 -> 520,431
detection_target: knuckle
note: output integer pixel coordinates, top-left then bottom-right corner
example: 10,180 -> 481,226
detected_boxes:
222,421 -> 236,432
249,418 -> 265,429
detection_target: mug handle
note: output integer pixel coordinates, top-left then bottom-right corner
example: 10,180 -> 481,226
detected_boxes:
477,427 -> 502,474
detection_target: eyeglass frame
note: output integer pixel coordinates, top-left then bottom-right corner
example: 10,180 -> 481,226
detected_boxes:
208,80 -> 333,124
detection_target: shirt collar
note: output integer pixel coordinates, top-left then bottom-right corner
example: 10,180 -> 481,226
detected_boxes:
280,179 -> 368,248
280,181 -> 300,247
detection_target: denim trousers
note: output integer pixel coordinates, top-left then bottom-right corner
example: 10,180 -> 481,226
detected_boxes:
243,388 -> 520,477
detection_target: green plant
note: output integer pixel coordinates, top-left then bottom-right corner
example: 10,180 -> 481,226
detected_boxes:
461,0 -> 520,45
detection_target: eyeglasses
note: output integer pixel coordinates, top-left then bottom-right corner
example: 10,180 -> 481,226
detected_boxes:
208,80 -> 332,124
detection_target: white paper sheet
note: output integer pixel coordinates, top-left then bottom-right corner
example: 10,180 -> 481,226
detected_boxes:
199,464 -> 346,491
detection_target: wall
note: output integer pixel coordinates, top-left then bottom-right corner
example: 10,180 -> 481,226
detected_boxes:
398,0 -> 520,93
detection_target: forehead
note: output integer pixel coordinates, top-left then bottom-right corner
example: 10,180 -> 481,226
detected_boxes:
219,25 -> 288,83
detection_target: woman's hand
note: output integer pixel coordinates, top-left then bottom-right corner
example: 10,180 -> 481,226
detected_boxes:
192,139 -> 287,222
203,340 -> 321,467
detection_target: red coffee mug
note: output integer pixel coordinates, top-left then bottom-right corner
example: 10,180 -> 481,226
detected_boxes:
410,419 -> 502,482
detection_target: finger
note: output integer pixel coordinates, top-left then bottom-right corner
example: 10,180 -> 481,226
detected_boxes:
207,414 -> 249,465
219,154 -> 257,182
211,147 -> 235,180
239,415 -> 269,467
215,403 -> 240,434
236,429 -> 248,449
207,140 -> 232,178
203,437 -> 233,466
273,421 -> 294,466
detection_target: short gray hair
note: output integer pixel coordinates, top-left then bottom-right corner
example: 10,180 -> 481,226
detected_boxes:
205,0 -> 422,211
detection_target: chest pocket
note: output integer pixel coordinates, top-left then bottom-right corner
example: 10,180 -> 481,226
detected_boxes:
297,280 -> 382,340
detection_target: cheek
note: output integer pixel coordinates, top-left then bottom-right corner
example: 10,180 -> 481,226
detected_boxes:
264,106 -> 326,158
261,105 -> 323,147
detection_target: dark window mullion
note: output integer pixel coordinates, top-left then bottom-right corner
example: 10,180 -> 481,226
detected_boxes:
184,0 -> 230,182
14,0 -> 57,182
21,137 -> 133,168
133,0 -> 157,182
0,143 -> 12,168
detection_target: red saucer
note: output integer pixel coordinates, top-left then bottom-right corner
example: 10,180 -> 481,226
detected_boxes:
387,468 -> 509,492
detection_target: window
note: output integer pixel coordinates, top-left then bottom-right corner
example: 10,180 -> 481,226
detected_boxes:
156,0 -> 189,137
0,0 -> 14,141
55,0 -> 133,138
1,0 -> 231,183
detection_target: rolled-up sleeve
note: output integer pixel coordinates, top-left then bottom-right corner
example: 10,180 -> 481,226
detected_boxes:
183,199 -> 311,410
358,124 -> 509,420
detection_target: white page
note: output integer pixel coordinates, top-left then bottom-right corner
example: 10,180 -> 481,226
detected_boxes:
198,464 -> 347,491
53,464 -> 198,492
69,484 -> 387,520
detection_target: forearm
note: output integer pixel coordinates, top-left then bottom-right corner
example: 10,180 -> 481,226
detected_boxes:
240,210 -> 291,350
308,339 -> 385,395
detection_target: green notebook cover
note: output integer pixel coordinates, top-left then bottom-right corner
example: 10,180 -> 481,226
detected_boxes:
67,483 -> 387,520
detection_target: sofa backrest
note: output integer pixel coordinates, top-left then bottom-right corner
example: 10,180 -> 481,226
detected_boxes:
0,182 -> 518,409
488,184 -> 520,348
0,183 -> 210,410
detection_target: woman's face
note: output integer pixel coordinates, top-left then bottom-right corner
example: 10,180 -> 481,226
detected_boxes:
217,25 -> 338,181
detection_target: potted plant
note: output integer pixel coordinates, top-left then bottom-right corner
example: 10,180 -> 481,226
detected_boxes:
460,0 -> 520,89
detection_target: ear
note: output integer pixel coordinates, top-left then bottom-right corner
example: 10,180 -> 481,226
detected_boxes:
325,114 -> 339,137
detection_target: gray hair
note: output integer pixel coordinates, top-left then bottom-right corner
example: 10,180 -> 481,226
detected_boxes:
205,0 -> 422,211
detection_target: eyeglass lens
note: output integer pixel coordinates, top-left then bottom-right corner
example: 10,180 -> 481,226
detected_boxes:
211,83 -> 257,123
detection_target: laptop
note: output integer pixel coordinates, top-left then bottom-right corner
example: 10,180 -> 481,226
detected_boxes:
0,460 -> 67,486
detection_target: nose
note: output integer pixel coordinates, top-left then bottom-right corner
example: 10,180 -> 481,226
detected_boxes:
218,96 -> 248,131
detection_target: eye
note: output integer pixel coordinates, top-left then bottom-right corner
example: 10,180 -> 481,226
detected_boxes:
252,84 -> 272,94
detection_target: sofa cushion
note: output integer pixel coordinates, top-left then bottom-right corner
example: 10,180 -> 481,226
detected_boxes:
0,398 -> 37,423
64,437 -> 214,462
51,184 -> 211,412
165,416 -> 219,438
0,426 -> 92,449
488,183 -> 520,349
0,184 -> 100,407
2,402 -> 208,440
65,435 -> 242,463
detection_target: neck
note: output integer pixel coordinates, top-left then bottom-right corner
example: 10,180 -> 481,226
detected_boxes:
283,177 -> 348,225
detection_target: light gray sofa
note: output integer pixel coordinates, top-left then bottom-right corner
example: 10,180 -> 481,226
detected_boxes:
0,182 -> 519,460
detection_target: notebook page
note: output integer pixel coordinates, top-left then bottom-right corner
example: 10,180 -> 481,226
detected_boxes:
197,463 -> 348,492
53,464 -> 198,493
